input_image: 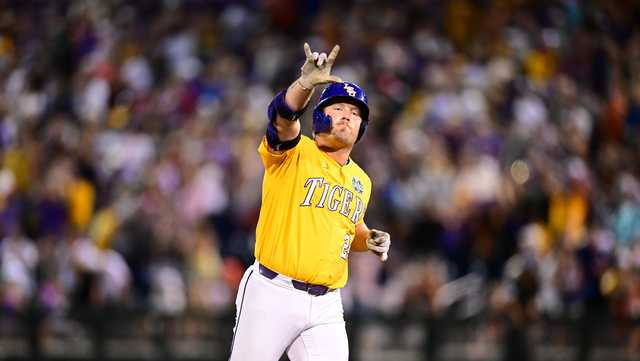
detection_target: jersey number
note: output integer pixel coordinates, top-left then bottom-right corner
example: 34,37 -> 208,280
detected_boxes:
341,234 -> 352,260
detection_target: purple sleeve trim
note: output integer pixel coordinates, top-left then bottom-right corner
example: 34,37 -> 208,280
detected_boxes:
269,90 -> 307,121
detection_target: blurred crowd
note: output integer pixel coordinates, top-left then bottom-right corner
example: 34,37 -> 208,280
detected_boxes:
1,0 -> 640,354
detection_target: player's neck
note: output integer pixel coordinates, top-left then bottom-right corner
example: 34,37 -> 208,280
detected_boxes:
318,145 -> 352,166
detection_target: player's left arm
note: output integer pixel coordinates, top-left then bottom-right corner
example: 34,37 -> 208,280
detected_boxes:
353,222 -> 391,262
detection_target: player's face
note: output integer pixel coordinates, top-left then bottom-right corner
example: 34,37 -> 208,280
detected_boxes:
323,102 -> 362,146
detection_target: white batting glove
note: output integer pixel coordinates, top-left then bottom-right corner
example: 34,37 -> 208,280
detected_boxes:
367,229 -> 391,262
298,42 -> 343,89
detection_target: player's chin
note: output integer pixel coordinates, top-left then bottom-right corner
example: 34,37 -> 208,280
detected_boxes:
335,136 -> 356,148
332,131 -> 357,146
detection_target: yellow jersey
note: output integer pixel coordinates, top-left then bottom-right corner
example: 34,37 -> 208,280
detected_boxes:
255,135 -> 372,289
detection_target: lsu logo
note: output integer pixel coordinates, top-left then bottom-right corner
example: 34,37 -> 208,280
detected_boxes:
344,84 -> 357,97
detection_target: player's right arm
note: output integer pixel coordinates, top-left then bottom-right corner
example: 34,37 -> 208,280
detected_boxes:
265,43 -> 342,152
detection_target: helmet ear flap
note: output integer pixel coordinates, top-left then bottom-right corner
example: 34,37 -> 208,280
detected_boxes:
356,121 -> 368,143
312,108 -> 332,134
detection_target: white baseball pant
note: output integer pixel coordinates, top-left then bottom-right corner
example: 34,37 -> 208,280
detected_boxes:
228,261 -> 348,361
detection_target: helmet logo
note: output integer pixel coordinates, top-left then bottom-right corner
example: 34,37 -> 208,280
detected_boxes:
343,84 -> 357,97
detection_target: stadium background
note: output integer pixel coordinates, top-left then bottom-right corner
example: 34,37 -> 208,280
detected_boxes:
1,0 -> 640,360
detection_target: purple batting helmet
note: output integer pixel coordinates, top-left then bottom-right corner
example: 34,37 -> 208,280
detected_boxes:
312,82 -> 369,143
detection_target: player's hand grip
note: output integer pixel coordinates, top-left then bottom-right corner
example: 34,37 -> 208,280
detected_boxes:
367,229 -> 390,262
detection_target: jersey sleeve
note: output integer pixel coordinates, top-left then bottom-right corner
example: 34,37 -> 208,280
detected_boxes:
258,135 -> 304,174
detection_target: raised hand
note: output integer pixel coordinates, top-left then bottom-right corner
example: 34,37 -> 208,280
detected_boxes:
298,42 -> 343,89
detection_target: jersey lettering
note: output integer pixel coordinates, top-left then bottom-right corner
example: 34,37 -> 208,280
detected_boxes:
316,182 -> 331,208
300,177 -> 365,224
300,177 -> 324,206
327,185 -> 343,211
340,189 -> 353,217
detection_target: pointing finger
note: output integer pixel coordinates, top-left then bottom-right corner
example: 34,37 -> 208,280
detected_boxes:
304,42 -> 313,60
326,44 -> 340,65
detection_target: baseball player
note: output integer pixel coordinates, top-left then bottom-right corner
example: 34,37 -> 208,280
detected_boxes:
228,43 -> 391,361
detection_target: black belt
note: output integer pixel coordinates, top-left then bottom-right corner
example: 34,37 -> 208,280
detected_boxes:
258,263 -> 334,296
